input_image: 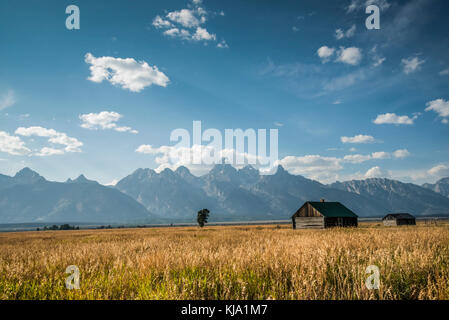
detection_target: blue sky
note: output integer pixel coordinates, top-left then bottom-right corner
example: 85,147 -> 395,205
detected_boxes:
1,0 -> 449,185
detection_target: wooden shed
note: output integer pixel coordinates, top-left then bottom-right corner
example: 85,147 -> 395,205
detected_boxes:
291,200 -> 358,229
382,213 -> 416,226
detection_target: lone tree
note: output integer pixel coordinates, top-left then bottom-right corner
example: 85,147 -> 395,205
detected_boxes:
197,209 -> 210,228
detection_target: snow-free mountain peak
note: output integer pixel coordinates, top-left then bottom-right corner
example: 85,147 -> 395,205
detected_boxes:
13,167 -> 45,184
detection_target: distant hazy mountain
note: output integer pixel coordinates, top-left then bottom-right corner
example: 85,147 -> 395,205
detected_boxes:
3,166 -> 449,225
330,178 -> 449,216
116,164 -> 392,221
0,168 -> 152,224
422,178 -> 449,197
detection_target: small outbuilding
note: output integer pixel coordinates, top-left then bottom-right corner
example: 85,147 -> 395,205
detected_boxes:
382,213 -> 416,226
291,200 -> 358,229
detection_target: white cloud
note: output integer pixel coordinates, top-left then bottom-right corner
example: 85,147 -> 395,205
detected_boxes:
401,56 -> 425,75
152,1 -> 222,45
425,99 -> 449,123
372,57 -> 386,67
336,47 -> 363,66
15,126 -> 83,154
344,154 -> 372,163
84,53 -> 169,92
167,9 -> 201,28
317,46 -> 335,63
335,25 -> 356,40
192,27 -> 216,41
372,151 -> 391,159
217,39 -> 229,48
105,179 -> 119,186
344,151 -> 390,163
341,134 -> 376,144
136,144 -> 272,176
347,0 -> 391,13
440,68 -> 449,76
393,149 -> 410,159
163,28 -> 191,39
428,164 -> 449,178
0,131 -> 30,155
0,89 -> 16,110
373,113 -> 418,125
333,99 -> 343,105
365,166 -> 389,179
277,155 -> 343,181
80,111 -> 138,134
36,147 -> 65,157
152,16 -> 173,29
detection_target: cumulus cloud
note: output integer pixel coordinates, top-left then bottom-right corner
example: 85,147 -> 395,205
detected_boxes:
36,147 -> 65,157
0,131 -> 30,155
371,151 -> 391,159
425,99 -> 449,124
152,1 -> 222,45
336,47 -> 363,65
440,68 -> 449,76
428,164 -> 449,178
317,46 -> 335,63
343,154 -> 372,163
401,56 -> 425,74
84,53 -> 169,92
365,166 -> 389,178
341,134 -> 376,144
373,113 -> 418,125
335,25 -> 356,40
152,16 -> 173,29
393,149 -> 410,159
167,8 -> 202,28
0,89 -> 16,110
15,126 -> 83,154
192,27 -> 216,41
277,155 -> 343,181
80,111 -> 138,134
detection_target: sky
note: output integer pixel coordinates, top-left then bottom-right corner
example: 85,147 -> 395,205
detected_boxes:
1,0 -> 449,185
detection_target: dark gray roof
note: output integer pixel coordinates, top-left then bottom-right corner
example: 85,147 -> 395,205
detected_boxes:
383,213 -> 415,220
306,202 -> 358,218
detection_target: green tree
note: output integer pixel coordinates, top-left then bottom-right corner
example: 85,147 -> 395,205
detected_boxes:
197,209 -> 210,228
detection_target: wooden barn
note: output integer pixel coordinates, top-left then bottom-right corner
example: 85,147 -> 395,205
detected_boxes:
382,213 -> 416,226
291,200 -> 358,229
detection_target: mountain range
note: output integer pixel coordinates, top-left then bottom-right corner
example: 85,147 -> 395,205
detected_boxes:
0,168 -> 152,224
1,165 -> 449,224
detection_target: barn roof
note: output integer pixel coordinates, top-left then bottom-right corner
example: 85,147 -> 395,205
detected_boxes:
307,202 -> 358,218
383,213 -> 415,220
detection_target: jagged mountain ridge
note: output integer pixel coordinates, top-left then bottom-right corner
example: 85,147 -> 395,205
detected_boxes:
423,177 -> 449,197
0,168 -> 153,224
115,164 -> 449,221
330,178 -> 449,216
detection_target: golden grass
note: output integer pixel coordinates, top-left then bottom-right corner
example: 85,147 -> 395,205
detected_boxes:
0,222 -> 448,300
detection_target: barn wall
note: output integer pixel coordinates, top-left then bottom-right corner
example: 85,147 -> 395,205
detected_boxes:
397,219 -> 416,226
324,217 -> 358,228
294,217 -> 324,229
383,220 -> 397,227
297,203 -> 322,217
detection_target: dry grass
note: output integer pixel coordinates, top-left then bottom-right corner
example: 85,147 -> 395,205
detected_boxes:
0,222 -> 448,300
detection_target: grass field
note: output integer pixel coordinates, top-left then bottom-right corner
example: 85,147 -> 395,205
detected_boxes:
0,222 -> 448,300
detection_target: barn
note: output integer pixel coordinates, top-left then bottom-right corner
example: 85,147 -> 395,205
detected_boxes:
291,200 -> 358,229
382,213 -> 416,226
